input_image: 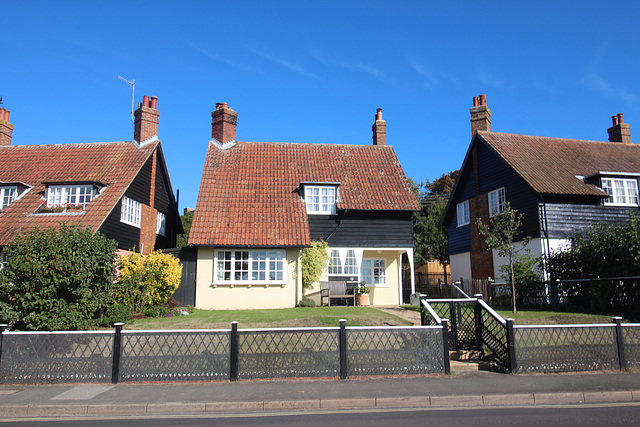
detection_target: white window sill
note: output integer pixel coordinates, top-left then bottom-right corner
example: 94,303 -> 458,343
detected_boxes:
603,203 -> 639,207
211,282 -> 286,288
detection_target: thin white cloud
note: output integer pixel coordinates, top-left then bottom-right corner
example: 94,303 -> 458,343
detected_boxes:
338,61 -> 388,81
190,44 -> 261,73
582,73 -> 635,104
475,73 -> 514,93
410,62 -> 461,90
253,49 -> 317,78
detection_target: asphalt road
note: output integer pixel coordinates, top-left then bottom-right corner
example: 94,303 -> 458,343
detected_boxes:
6,403 -> 640,426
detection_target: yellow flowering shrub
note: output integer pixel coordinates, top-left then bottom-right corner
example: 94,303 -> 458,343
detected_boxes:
116,251 -> 182,314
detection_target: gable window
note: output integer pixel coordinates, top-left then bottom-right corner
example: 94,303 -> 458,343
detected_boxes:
120,196 -> 141,227
457,201 -> 470,226
0,186 -> 17,210
328,250 -> 342,275
601,178 -> 639,206
215,250 -> 285,283
344,250 -> 358,275
156,212 -> 166,236
361,258 -> 387,287
304,185 -> 337,214
488,188 -> 506,217
47,185 -> 93,208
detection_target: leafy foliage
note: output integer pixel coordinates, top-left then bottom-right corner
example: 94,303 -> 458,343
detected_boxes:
116,250 -> 183,315
412,170 -> 459,265
301,240 -> 329,291
0,224 -> 118,331
477,203 -> 530,313
498,250 -> 544,306
176,210 -> 194,248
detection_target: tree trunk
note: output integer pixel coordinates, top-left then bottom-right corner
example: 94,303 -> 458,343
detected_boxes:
510,260 -> 517,313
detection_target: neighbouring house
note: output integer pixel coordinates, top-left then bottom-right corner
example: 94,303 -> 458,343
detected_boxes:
0,96 -> 181,259
443,95 -> 640,289
188,104 -> 420,309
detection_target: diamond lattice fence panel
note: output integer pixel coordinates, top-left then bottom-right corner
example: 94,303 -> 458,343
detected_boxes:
479,308 -> 508,367
514,325 -> 619,373
346,326 -> 445,376
238,328 -> 340,379
622,324 -> 640,368
0,331 -> 113,384
453,302 -> 478,349
119,330 -> 230,382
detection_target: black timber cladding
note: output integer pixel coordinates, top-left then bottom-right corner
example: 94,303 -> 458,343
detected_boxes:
308,210 -> 414,247
99,203 -> 140,251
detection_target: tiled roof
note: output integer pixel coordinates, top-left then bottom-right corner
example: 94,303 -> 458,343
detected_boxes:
0,141 -> 158,245
189,141 -> 420,247
479,131 -> 640,197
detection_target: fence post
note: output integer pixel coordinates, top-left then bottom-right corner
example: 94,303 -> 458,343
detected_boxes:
441,318 -> 451,375
474,294 -> 483,350
230,321 -> 239,382
339,319 -> 347,379
506,318 -> 517,374
449,301 -> 458,350
111,322 -> 124,384
612,316 -> 626,370
0,324 -> 8,368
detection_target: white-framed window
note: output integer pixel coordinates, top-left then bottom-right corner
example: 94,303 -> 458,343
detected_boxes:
488,187 -> 506,217
47,185 -> 93,208
344,250 -> 358,275
328,250 -> 342,275
156,211 -> 166,236
215,250 -> 285,283
120,196 -> 142,227
361,258 -> 387,286
457,201 -> 470,226
0,186 -> 17,210
305,185 -> 337,214
601,178 -> 639,206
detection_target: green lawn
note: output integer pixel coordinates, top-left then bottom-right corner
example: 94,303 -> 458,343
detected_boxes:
124,307 -> 412,330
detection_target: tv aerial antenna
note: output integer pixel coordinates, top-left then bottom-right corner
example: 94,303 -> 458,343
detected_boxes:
118,75 -> 135,122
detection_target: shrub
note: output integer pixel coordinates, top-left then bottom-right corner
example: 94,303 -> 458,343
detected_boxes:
301,240 -> 329,290
116,250 -> 182,314
0,224 -> 118,331
297,296 -> 316,307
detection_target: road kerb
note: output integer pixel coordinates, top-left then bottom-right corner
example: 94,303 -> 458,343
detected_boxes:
264,400 -> 320,411
430,395 -> 483,407
483,393 -> 535,406
147,402 -> 206,414
205,401 -> 264,413
27,404 -> 88,416
375,396 -> 430,408
0,405 -> 29,416
534,392 -> 584,405
583,391 -> 633,403
321,398 -> 376,409
87,403 -> 148,415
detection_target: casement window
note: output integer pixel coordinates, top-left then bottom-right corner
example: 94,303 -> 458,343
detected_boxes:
0,186 -> 17,210
304,185 -> 337,214
457,201 -> 470,226
215,250 -> 285,283
344,250 -> 358,275
601,178 -> 639,206
488,187 -> 506,217
47,185 -> 93,208
156,212 -> 166,236
120,196 -> 142,227
361,258 -> 387,286
328,250 -> 342,275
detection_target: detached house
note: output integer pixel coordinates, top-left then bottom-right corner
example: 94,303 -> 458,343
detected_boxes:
443,95 -> 640,287
189,104 -> 420,309
0,96 -> 181,258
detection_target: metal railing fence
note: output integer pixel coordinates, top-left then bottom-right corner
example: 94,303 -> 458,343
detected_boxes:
0,321 -> 450,384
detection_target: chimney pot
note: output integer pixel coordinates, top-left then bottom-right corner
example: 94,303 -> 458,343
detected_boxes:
617,113 -> 624,124
612,115 -> 618,126
143,95 -> 150,108
150,96 -> 158,109
479,94 -> 487,106
376,108 -> 383,121
470,94 -> 491,136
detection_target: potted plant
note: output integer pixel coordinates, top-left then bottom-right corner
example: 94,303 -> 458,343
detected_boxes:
356,281 -> 370,306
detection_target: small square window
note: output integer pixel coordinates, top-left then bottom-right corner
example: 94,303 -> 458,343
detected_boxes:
304,185 -> 337,214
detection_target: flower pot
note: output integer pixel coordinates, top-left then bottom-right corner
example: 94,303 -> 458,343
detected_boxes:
357,294 -> 370,307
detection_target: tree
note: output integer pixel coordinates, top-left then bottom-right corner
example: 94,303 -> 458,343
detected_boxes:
412,170 -> 459,266
176,210 -> 194,248
477,203 -> 530,313
300,241 -> 329,292
0,224 -> 118,330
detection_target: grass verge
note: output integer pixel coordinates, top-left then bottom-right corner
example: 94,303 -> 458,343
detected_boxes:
124,307 -> 413,330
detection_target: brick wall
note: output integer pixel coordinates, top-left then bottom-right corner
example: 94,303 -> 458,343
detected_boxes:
469,195 -> 495,280
138,149 -> 158,254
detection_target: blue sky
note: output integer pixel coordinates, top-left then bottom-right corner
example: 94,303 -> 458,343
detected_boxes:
3,1 -> 639,212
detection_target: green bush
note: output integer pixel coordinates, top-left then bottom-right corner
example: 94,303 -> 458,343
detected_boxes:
0,224 -> 118,331
297,296 -> 316,307
301,241 -> 329,290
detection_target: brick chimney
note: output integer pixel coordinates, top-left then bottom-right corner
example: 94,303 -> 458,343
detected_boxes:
372,108 -> 386,146
0,108 -> 14,146
607,113 -> 631,143
211,102 -> 238,144
134,95 -> 160,143
470,94 -> 491,136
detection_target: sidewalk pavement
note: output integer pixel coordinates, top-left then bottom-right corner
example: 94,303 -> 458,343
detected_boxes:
1,370 -> 639,418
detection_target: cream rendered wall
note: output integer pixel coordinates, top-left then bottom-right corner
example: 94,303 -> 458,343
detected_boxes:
194,247 -> 301,309
366,250 -> 401,306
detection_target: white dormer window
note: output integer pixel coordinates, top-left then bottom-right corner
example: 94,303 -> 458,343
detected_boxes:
47,184 -> 94,208
601,178 -> 639,206
0,186 -> 17,210
304,185 -> 337,215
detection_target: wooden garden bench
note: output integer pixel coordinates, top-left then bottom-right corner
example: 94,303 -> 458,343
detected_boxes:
320,281 -> 356,306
